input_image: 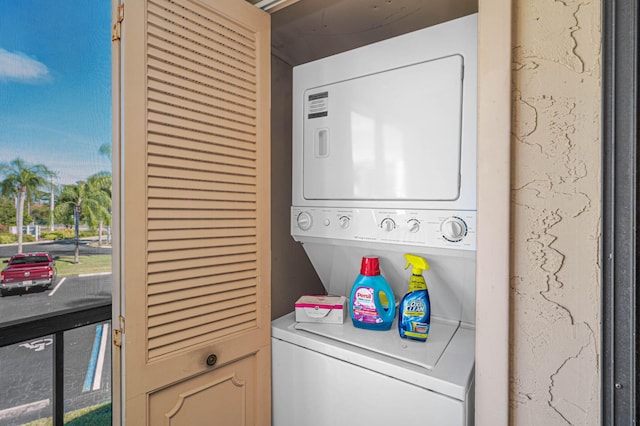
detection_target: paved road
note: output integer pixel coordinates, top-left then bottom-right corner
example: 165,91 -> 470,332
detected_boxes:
0,274 -> 111,325
0,321 -> 111,426
0,272 -> 113,425
0,239 -> 112,259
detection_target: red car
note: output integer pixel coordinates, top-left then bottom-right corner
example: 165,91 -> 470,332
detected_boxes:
0,253 -> 58,297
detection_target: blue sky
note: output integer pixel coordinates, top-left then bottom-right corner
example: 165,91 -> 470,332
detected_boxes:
0,1 -> 111,185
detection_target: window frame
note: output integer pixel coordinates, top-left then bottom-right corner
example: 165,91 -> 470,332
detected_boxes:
601,0 -> 639,422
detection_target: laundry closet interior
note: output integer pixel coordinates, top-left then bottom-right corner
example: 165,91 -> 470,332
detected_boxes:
265,0 -> 478,324
260,1 -> 481,425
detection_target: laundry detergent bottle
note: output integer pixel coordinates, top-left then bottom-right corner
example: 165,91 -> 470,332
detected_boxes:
350,256 -> 396,330
398,254 -> 431,341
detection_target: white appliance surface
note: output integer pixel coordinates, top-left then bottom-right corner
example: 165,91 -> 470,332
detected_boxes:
292,231 -> 477,325
292,13 -> 477,211
272,313 -> 475,426
292,207 -> 477,251
302,54 -> 464,201
295,315 -> 459,370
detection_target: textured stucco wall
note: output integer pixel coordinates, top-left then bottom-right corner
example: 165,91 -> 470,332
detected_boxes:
511,0 -> 601,424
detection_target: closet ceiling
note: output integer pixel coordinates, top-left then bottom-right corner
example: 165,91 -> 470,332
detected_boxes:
248,0 -> 478,66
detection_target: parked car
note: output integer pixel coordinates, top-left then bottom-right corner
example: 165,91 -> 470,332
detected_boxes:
0,253 -> 58,297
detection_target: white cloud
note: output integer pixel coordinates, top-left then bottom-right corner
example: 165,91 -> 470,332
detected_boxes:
0,48 -> 49,83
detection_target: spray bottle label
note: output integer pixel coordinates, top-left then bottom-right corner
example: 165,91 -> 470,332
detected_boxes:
399,291 -> 430,340
351,286 -> 383,324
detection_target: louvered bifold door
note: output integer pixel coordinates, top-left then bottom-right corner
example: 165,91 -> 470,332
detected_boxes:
113,0 -> 270,424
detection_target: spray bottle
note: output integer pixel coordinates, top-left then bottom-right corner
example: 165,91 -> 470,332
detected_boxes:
398,254 -> 431,341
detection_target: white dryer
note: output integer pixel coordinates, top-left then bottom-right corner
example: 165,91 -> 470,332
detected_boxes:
273,14 -> 477,426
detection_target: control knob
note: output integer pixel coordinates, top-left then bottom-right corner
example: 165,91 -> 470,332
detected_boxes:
407,219 -> 420,233
297,212 -> 313,231
441,216 -> 467,242
338,216 -> 350,229
381,218 -> 396,232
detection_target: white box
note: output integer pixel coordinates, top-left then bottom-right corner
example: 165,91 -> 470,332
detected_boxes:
295,295 -> 347,324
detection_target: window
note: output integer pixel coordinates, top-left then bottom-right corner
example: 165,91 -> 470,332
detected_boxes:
0,2 -> 112,424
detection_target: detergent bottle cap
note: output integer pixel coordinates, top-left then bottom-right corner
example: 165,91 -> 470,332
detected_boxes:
360,256 -> 380,276
404,254 -> 430,275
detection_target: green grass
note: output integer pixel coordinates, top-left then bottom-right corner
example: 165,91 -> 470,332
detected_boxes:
54,255 -> 112,277
23,402 -> 111,426
0,255 -> 111,277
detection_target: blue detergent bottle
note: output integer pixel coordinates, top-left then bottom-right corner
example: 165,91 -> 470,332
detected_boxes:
350,256 -> 396,331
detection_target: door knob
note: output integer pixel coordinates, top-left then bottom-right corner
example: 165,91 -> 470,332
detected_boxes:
206,354 -> 218,367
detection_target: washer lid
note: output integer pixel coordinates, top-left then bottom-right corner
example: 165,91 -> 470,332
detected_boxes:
272,312 -> 475,400
294,316 -> 458,371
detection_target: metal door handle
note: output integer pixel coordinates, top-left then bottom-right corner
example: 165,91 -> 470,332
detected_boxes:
206,354 -> 217,367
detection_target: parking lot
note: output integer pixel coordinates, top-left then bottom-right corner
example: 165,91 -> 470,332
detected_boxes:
0,240 -> 113,425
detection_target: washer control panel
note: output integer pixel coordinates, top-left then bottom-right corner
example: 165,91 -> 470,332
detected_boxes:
292,207 -> 476,251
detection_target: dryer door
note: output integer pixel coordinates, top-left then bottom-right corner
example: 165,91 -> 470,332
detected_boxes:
302,54 -> 464,202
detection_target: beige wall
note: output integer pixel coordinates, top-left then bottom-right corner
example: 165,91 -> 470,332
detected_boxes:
270,54 -> 324,320
511,0 -> 601,424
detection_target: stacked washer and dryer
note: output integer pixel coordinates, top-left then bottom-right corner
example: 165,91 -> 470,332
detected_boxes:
272,14 -> 478,425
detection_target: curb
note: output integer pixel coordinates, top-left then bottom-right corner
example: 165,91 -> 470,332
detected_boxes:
78,272 -> 112,277
0,238 -> 106,247
0,399 -> 49,420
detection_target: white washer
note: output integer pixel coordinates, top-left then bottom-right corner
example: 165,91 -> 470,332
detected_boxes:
272,314 -> 474,426
272,212 -> 476,425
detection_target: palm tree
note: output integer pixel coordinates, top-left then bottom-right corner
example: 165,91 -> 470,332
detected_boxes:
88,172 -> 112,246
97,144 -> 112,244
98,143 -> 112,159
47,171 -> 59,232
55,172 -> 111,263
0,158 -> 51,253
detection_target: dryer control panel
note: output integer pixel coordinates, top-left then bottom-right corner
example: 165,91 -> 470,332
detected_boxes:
291,207 -> 476,251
